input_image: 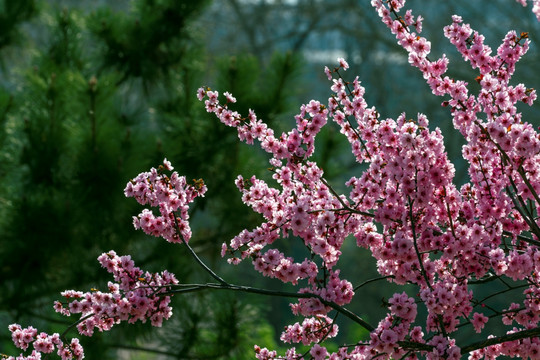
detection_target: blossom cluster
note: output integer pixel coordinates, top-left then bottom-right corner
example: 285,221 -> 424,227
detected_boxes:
365,292 -> 419,358
56,250 -> 178,332
280,315 -> 338,346
366,0 -> 540,356
124,158 -> 207,243
6,251 -> 178,359
7,325 -> 83,360
197,81 -> 357,330
6,160 -> 194,360
469,332 -> 540,359
328,80 -> 478,354
196,0 -> 540,358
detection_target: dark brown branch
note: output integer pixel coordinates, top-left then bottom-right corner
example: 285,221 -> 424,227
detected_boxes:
354,275 -> 393,291
162,282 -> 375,332
407,197 -> 432,291
173,212 -> 229,286
461,327 -> 540,354
502,230 -> 540,247
320,177 -> 374,218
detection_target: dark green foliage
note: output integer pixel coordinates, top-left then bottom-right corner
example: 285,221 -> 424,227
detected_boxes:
88,0 -> 210,86
216,52 -> 301,125
0,0 -> 37,51
154,293 -> 280,359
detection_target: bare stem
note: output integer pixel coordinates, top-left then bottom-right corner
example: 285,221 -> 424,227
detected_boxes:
173,212 -> 229,286
162,282 -> 375,332
407,197 -> 431,291
320,177 -> 374,218
502,230 -> 540,247
354,276 -> 393,291
461,327 -> 540,354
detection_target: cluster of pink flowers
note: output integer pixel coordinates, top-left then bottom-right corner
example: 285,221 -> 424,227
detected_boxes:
7,325 -> 83,360
366,292 -> 419,358
6,160 -> 200,359
280,315 -> 338,346
198,78 -> 357,320
197,68 -> 358,325
124,158 -> 207,243
376,0 -> 540,308
196,0 -> 540,358
56,250 -> 178,331
469,332 -> 540,359
6,250 -> 178,359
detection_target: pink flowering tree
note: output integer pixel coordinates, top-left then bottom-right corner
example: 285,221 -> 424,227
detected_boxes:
5,1 -> 540,359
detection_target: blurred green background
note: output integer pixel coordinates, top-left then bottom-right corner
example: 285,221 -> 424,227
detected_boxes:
0,0 -> 539,358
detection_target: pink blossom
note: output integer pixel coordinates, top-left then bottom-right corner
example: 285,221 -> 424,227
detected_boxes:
471,312 -> 489,333
310,344 -> 329,360
337,57 -> 349,70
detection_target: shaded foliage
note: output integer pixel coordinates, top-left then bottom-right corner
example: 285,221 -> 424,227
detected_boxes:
0,0 -> 37,52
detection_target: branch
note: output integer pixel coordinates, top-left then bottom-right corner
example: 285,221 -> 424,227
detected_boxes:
517,165 -> 540,210
507,179 -> 540,239
476,282 -> 529,304
407,197 -> 431,290
468,272 -> 498,284
460,327 -> 540,354
320,177 -> 374,218
353,275 -> 393,291
162,282 -> 375,332
320,176 -> 350,210
59,313 -> 94,344
502,230 -> 540,247
397,340 -> 434,352
173,212 -> 229,286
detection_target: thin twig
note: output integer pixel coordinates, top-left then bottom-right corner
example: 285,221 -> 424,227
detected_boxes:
476,283 -> 529,304
407,197 -> 432,291
173,212 -> 229,286
320,177 -> 374,218
354,276 -> 393,291
60,313 -> 94,343
320,177 -> 349,209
